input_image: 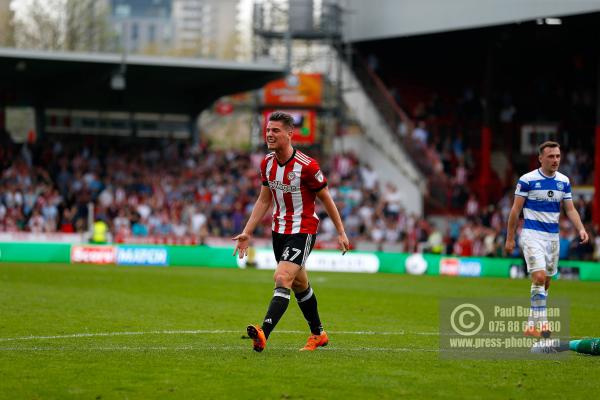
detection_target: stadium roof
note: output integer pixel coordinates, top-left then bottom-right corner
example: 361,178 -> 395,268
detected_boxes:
0,47 -> 285,114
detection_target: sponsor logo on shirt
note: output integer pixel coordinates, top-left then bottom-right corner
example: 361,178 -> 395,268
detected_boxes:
533,195 -> 560,202
268,180 -> 298,193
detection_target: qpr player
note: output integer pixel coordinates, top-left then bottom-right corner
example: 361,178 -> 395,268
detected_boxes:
505,141 -> 588,338
233,111 -> 350,352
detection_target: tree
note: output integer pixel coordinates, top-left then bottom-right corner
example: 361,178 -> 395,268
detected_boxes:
0,0 -> 16,47
13,0 -> 65,50
64,0 -> 115,52
13,0 -> 116,52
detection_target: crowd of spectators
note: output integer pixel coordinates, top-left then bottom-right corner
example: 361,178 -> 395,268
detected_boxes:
388,86 -> 597,214
0,135 -> 262,243
0,133 -> 599,261
324,153 -> 599,261
367,51 -> 596,211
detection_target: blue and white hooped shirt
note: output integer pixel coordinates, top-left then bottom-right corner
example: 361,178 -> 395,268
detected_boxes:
514,169 -> 572,241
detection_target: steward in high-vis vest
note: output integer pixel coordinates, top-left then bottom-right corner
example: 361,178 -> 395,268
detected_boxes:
91,219 -> 109,244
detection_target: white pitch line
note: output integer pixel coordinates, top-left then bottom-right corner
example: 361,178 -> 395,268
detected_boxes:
0,345 -> 437,353
0,329 -> 431,342
0,330 -> 237,342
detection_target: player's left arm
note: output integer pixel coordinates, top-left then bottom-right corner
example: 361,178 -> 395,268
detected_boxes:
316,187 -> 350,254
563,199 -> 589,244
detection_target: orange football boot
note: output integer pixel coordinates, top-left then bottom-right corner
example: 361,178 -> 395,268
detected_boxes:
524,323 -> 551,338
300,332 -> 329,351
247,325 -> 267,352
524,326 -> 541,338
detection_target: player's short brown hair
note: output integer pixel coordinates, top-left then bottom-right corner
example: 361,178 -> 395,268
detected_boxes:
538,141 -> 560,155
268,111 -> 295,130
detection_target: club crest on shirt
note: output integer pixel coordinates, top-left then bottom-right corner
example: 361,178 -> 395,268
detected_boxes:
315,170 -> 324,183
557,182 -> 564,191
287,171 -> 296,180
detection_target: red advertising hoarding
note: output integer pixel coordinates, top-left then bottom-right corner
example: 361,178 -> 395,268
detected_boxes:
71,245 -> 116,264
263,74 -> 322,106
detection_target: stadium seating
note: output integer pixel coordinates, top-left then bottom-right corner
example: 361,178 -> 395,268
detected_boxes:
0,131 -> 597,260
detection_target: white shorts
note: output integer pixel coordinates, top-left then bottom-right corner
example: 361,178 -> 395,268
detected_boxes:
520,238 -> 559,276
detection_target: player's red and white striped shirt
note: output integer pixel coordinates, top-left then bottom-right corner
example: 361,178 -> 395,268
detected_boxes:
260,149 -> 327,235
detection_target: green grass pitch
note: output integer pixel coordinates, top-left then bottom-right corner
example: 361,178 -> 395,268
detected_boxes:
1,262 -> 599,399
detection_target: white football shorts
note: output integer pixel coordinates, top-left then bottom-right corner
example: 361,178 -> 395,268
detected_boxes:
520,238 -> 560,276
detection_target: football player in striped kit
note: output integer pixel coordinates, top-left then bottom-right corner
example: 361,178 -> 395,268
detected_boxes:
505,141 -> 588,338
234,111 -> 350,352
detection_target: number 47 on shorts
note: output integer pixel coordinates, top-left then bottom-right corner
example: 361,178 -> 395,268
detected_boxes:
282,247 -> 301,261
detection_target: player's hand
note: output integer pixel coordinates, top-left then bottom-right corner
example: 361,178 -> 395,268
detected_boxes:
338,232 -> 350,255
579,229 -> 589,244
232,232 -> 251,258
504,238 -> 515,254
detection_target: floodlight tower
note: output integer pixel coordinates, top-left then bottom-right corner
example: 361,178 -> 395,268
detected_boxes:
252,0 -> 347,149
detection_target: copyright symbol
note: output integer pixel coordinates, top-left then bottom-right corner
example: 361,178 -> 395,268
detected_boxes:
450,303 -> 484,336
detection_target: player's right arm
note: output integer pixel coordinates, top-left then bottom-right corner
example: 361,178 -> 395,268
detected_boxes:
504,195 -> 525,254
233,185 -> 272,258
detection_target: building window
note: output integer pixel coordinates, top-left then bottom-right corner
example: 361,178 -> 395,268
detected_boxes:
149,24 -> 156,42
131,23 -> 139,40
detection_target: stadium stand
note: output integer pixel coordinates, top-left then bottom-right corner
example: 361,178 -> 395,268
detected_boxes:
353,13 -> 598,218
0,130 -> 597,260
0,15 -> 598,261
